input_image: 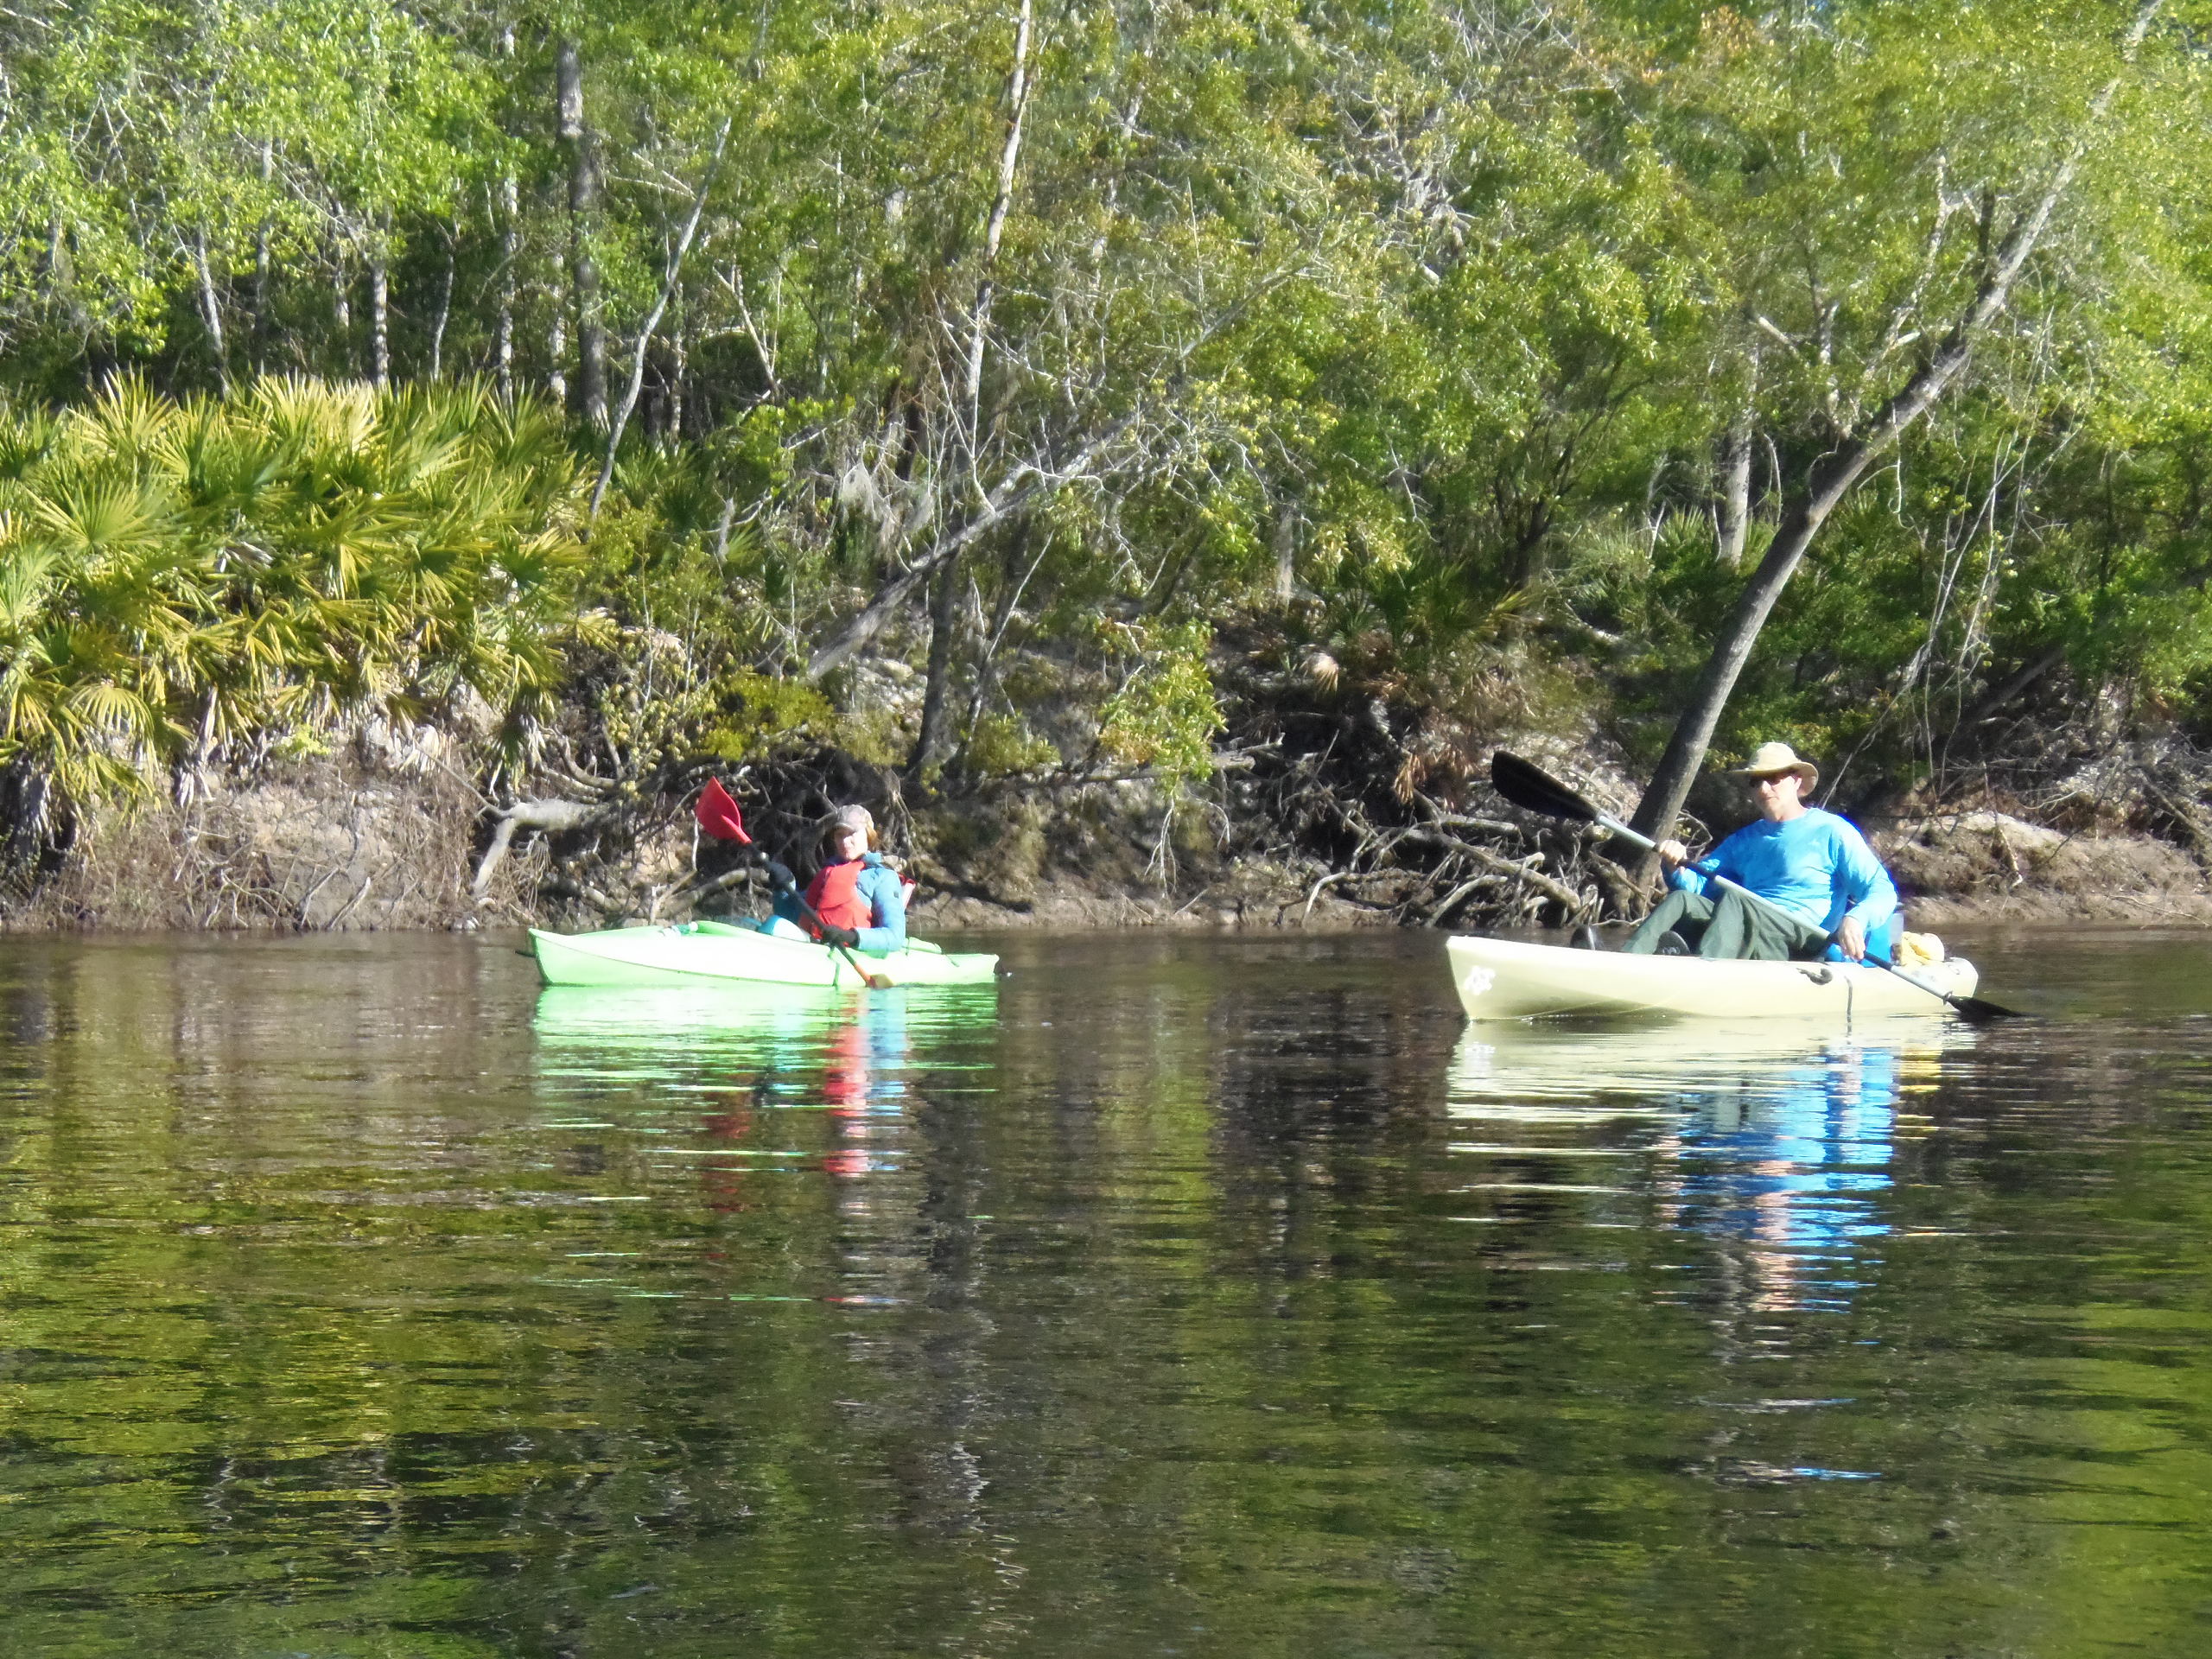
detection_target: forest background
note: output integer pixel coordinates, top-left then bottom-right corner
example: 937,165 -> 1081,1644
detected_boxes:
6,0 -> 2212,932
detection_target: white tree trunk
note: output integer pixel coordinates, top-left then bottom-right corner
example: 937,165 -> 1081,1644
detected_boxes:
369,257 -> 391,389
963,0 -> 1036,454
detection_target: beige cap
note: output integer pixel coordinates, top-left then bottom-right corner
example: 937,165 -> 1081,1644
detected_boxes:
824,804 -> 874,836
1728,741 -> 1819,787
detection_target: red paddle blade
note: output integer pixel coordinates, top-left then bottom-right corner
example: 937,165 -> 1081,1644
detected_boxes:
695,778 -> 752,843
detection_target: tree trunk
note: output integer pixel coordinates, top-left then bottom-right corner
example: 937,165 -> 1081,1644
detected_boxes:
910,550 -> 964,776
496,243 -> 516,397
1962,641 -> 2069,725
963,0 -> 1035,451
252,137 -> 274,371
48,215 -> 92,339
590,118 -> 732,518
333,260 -> 352,376
670,313 -> 687,438
193,227 -> 226,387
557,38 -> 607,426
834,1 -> 1035,711
957,518 -> 1046,757
496,29 -> 518,399
1713,404 -> 1754,569
1630,0 -> 2162,845
548,300 -> 567,404
369,254 -> 391,389
1632,467 -> 1871,844
429,238 -> 455,379
1273,493 -> 1298,603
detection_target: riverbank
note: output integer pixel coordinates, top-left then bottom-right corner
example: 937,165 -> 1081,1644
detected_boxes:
6,723 -> 2204,934
1878,810 -> 2212,926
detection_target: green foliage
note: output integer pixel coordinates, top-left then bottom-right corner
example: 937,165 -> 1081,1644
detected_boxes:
963,712 -> 1058,779
702,673 -> 835,764
833,706 -> 912,771
1097,621 -> 1224,793
559,483 -> 834,781
0,375 -> 583,816
5,0 -> 2212,823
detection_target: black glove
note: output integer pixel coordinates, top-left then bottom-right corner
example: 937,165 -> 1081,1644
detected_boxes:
820,924 -> 861,949
763,859 -> 796,893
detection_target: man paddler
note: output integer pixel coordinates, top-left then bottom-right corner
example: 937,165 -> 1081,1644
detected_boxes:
1623,741 -> 1898,963
772,804 -> 908,953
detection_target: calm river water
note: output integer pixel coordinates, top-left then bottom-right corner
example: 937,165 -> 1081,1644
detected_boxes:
1,927 -> 2209,1656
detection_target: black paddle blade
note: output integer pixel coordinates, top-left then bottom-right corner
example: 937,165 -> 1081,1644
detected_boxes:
1872,956 -> 2024,1023
1490,750 -> 1601,825
1948,992 -> 2025,1023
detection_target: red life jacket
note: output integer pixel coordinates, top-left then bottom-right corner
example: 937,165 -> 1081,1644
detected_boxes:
805,858 -> 871,933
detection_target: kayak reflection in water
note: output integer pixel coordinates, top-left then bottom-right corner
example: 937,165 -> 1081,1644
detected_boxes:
823,994 -> 912,1182
1624,741 -> 1898,964
1653,1039 -> 1918,1313
1446,1020 -> 1960,1317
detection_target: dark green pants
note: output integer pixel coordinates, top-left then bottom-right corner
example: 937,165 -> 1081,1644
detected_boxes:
1624,888 -> 1829,961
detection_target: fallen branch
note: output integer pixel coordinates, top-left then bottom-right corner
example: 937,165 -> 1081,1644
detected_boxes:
1423,872 -> 1507,927
1402,826 -> 1587,914
1300,865 -> 1402,925
472,798 -> 608,900
676,864 -> 764,903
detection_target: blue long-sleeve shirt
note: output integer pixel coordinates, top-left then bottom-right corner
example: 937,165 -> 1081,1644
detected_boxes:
773,851 -> 907,953
1672,808 -> 1897,957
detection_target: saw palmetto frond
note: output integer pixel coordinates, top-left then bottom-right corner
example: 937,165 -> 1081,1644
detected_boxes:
1,375 -> 588,822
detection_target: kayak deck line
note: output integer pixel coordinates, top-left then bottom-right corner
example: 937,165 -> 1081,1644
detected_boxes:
1448,934 -> 1979,1022
531,921 -> 997,990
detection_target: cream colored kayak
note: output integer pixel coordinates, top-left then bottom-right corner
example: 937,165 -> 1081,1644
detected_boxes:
1447,934 -> 1979,1021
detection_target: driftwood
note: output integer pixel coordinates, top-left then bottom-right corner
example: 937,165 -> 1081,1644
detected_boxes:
1399,825 -> 1586,914
670,864 -> 772,913
471,798 -> 607,900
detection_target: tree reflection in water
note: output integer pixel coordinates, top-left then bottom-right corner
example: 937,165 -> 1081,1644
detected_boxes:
8,934 -> 2212,1655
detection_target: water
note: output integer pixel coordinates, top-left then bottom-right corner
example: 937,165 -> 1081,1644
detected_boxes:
1,926 -> 2209,1656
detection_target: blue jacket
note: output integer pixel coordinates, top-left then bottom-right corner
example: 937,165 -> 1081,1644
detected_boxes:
1672,808 -> 1898,962
774,851 -> 907,954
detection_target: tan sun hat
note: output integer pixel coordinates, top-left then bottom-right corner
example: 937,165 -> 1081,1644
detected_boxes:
1728,741 -> 1819,787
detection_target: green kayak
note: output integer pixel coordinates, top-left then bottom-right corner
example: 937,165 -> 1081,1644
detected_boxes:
529,918 -> 998,989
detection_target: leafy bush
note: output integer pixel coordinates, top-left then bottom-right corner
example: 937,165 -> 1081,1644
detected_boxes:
0,376 -> 583,830
1097,621 -> 1224,792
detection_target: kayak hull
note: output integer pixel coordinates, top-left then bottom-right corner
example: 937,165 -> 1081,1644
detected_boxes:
531,922 -> 997,989
1448,934 -> 1979,1021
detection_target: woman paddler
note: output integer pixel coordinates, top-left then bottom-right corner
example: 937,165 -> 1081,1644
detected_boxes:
772,804 -> 908,954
